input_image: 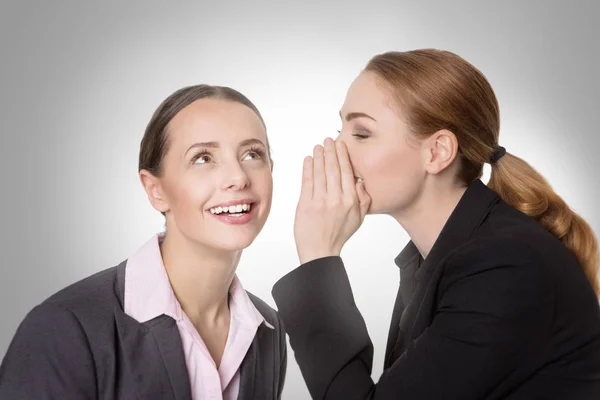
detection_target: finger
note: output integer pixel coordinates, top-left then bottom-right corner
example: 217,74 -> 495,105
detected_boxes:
313,144 -> 326,197
336,140 -> 357,195
299,156 -> 313,201
324,137 -> 342,195
356,180 -> 372,219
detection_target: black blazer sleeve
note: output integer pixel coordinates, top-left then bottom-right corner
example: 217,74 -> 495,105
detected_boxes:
271,238 -> 554,399
0,302 -> 97,399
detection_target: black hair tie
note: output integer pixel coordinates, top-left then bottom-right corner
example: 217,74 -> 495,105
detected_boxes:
489,146 -> 506,164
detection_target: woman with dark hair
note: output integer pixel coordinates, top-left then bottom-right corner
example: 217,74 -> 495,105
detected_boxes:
272,49 -> 600,399
0,85 -> 286,399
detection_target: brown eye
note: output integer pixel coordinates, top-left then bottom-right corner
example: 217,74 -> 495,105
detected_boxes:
242,146 -> 265,161
193,152 -> 212,164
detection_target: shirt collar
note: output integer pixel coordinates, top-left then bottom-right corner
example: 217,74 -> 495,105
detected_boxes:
124,233 -> 273,330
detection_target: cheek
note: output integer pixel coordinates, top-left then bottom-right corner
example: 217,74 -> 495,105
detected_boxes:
248,167 -> 273,200
361,146 -> 424,207
166,172 -> 214,212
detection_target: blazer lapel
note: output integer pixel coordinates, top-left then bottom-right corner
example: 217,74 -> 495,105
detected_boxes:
237,324 -> 277,400
388,180 -> 500,362
115,262 -> 192,400
237,334 -> 258,400
384,242 -> 420,369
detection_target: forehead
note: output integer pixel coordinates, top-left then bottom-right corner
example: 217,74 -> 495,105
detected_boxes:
342,71 -> 409,125
343,72 -> 391,111
167,98 -> 266,147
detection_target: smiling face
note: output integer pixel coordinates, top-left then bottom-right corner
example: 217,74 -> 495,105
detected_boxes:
141,98 -> 273,252
337,71 -> 428,216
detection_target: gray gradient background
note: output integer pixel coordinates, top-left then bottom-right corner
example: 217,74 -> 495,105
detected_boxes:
1,1 -> 599,398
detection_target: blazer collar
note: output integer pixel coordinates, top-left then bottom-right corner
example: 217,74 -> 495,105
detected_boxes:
385,180 -> 500,364
394,179 -> 500,273
115,260 -> 274,400
115,261 -> 192,400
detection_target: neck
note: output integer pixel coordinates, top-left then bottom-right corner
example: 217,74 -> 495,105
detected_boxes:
159,228 -> 241,325
392,180 -> 467,259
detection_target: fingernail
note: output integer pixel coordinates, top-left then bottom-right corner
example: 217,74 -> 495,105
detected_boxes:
356,177 -> 364,183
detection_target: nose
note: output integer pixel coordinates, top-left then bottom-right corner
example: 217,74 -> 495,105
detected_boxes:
334,134 -> 350,153
221,161 -> 250,191
334,134 -> 355,167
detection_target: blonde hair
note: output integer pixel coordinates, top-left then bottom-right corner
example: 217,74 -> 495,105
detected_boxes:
366,49 -> 599,296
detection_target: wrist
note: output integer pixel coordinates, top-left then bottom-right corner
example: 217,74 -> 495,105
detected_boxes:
298,249 -> 340,265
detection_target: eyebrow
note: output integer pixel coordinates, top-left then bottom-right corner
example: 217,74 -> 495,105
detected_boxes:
339,111 -> 377,122
184,138 -> 266,156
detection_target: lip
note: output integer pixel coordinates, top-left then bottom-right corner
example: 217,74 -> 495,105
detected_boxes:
207,201 -> 258,225
206,198 -> 256,210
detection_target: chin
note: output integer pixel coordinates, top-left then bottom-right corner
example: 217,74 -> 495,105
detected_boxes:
212,233 -> 258,253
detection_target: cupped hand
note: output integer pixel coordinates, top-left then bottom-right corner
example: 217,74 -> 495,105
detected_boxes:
293,137 -> 371,264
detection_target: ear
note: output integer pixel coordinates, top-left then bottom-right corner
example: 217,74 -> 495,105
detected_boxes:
423,129 -> 459,175
139,169 -> 170,213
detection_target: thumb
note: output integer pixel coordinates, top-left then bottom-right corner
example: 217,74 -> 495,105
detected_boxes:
355,180 -> 371,219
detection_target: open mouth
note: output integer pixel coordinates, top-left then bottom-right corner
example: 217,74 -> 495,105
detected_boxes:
209,202 -> 253,217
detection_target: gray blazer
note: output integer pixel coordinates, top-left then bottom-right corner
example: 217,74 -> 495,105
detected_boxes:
0,260 -> 287,399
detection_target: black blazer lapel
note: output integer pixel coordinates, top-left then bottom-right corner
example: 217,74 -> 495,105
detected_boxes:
384,242 -> 420,369
115,262 -> 192,400
388,180 -> 500,363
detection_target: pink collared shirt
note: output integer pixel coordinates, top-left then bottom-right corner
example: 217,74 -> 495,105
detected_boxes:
124,233 -> 274,400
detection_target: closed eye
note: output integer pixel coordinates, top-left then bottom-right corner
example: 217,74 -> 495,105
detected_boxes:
352,131 -> 371,140
337,129 -> 371,140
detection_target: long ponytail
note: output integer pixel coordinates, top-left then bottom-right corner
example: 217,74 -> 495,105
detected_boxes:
488,152 -> 600,296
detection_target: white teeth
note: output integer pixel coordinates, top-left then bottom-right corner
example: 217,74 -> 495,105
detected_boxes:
209,203 -> 252,215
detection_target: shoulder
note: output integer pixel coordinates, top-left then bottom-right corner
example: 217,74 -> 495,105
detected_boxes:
485,199 -> 573,262
5,262 -> 126,360
447,234 -> 543,270
43,263 -> 123,313
444,234 -> 546,276
20,262 -> 126,338
446,199 -> 579,285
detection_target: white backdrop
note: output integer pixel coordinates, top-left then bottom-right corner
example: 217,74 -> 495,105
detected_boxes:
1,1 -> 599,398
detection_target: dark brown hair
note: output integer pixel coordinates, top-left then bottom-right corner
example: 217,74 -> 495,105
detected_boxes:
365,49 -> 599,296
139,84 -> 271,177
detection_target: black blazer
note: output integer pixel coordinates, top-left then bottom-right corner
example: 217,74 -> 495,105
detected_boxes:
272,179 -> 600,399
0,261 -> 287,399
